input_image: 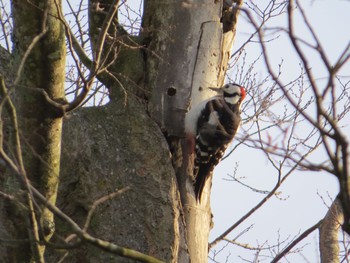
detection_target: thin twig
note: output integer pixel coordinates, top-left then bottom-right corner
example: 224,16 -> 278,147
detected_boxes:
83,187 -> 131,231
271,220 -> 322,263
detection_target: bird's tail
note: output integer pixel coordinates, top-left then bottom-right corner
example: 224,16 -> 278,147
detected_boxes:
194,167 -> 212,202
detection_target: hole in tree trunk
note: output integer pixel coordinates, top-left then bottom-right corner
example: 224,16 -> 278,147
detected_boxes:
167,87 -> 177,96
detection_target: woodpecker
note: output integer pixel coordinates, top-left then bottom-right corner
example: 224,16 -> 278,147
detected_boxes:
185,83 -> 246,201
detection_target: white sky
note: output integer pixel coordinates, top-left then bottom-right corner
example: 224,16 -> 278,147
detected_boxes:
210,1 -> 350,262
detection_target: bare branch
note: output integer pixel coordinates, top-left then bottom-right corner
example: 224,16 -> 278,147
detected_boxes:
271,220 -> 322,263
94,0 -> 120,66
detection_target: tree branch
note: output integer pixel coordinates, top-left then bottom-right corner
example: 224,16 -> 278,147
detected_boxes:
271,220 -> 322,263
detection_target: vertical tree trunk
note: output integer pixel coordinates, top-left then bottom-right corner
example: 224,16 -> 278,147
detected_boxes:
142,0 -> 243,261
10,0 -> 66,260
319,199 -> 344,263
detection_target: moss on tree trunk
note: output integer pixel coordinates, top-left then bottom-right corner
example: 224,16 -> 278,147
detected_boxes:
8,0 -> 66,260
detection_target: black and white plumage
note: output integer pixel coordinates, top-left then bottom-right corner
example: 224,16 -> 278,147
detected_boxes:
185,83 -> 246,201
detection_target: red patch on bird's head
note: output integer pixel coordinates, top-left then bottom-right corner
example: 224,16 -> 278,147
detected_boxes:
240,87 -> 246,101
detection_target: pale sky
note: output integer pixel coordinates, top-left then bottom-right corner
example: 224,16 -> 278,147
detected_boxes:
210,1 -> 350,262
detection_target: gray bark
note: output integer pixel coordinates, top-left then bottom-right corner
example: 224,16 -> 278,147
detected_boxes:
48,99 -> 187,262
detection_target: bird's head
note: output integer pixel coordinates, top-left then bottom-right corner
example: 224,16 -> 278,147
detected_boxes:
209,83 -> 246,105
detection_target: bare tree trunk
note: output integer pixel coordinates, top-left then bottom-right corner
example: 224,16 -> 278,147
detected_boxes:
142,0 -> 243,261
142,2 -> 222,259
6,0 -> 66,261
319,199 -> 344,263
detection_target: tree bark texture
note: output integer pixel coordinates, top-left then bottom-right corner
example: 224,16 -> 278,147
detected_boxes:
319,199 -> 344,263
0,39 -> 14,262
1,0 -> 66,261
0,47 -> 11,79
48,100 -> 186,262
